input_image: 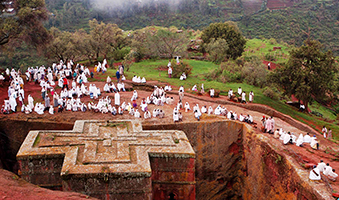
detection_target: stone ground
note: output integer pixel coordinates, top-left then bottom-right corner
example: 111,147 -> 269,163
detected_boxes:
0,169 -> 95,200
0,72 -> 339,199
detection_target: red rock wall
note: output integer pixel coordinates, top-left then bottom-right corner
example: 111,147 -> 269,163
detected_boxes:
18,155 -> 64,190
242,131 -> 323,200
144,121 -> 326,200
143,120 -> 246,199
151,157 -> 195,200
0,119 -> 73,173
62,174 -> 152,200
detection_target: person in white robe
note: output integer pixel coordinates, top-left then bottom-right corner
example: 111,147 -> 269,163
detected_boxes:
132,90 -> 138,99
114,92 -> 120,106
194,110 -> 201,121
249,91 -> 254,103
327,169 -> 338,181
227,111 -> 232,119
233,112 -> 238,120
201,106 -> 207,114
132,75 -> 137,82
121,75 -> 126,81
201,84 -> 204,93
322,126 -> 327,138
192,85 -> 197,92
49,107 -> 54,115
28,95 -> 34,111
208,106 -> 213,115
303,133 -> 311,143
104,83 -> 110,93
279,131 -> 286,141
141,77 -> 146,83
283,132 -> 291,145
323,163 -> 332,176
107,76 -> 111,83
239,114 -> 245,122
241,92 -> 246,103
164,85 -> 172,91
309,165 -> 321,180
214,106 -> 221,115
180,72 -> 186,80
116,106 -> 121,115
310,135 -> 319,150
296,134 -> 304,147
228,89 -> 233,99
152,109 -> 158,118
9,93 -> 17,112
134,109 -> 141,118
316,160 -> 326,172
173,111 -> 179,122
140,101 -> 147,112
210,89 -> 215,98
248,115 -> 253,124
184,102 -> 190,112
290,133 -> 297,143
237,87 -> 242,96
36,103 -> 45,115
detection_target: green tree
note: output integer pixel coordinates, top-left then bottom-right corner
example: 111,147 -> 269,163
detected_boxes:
89,19 -> 127,60
205,38 -> 229,64
146,27 -> 189,59
0,0 -> 50,47
73,29 -> 96,63
44,27 -> 76,62
270,40 -> 337,110
201,22 -> 246,59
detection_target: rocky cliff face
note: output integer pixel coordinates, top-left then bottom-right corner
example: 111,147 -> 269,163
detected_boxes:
0,119 -> 332,199
144,120 -> 330,200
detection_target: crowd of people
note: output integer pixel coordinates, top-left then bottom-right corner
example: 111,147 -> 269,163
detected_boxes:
1,59 -> 338,186
261,115 -> 337,182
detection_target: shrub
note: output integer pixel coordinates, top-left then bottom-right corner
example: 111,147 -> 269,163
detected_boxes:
241,56 -> 267,87
110,47 -> 131,61
264,53 -> 276,61
268,38 -> 277,45
171,61 -> 193,78
263,86 -> 279,100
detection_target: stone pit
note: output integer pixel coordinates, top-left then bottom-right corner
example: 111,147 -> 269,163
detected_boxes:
16,120 -> 195,199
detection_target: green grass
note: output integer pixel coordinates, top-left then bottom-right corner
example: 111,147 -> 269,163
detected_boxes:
244,38 -> 290,63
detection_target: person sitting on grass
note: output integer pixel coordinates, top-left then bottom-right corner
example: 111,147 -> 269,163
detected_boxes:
180,72 -> 186,80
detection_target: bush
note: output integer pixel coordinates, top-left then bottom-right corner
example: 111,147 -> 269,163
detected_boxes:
268,38 -> 277,45
264,53 -> 276,61
241,56 -> 267,87
110,47 -> 131,61
171,61 -> 193,78
263,86 -> 280,100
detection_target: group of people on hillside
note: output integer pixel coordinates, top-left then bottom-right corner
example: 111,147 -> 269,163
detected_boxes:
322,125 -> 333,140
309,160 -> 338,182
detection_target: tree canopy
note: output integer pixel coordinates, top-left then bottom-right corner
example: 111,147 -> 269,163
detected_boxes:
145,27 -> 189,59
0,0 -> 50,47
270,40 -> 338,110
201,22 -> 246,60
